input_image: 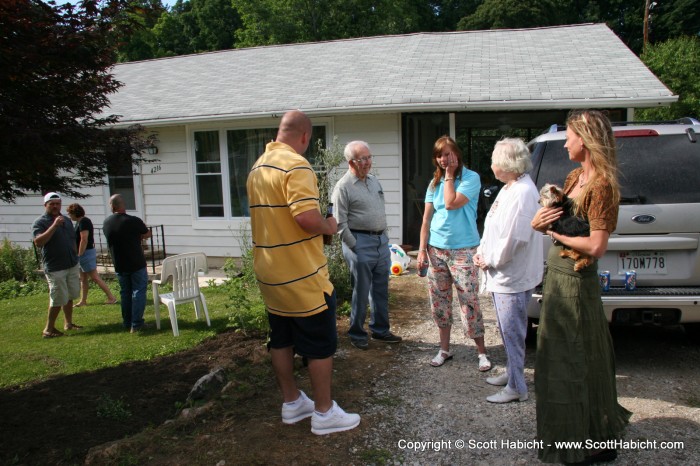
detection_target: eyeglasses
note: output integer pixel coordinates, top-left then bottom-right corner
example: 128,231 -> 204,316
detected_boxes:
352,155 -> 372,164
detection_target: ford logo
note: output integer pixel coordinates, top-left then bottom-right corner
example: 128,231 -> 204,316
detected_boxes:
632,214 -> 656,224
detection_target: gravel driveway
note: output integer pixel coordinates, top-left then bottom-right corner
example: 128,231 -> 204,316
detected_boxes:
355,271 -> 700,465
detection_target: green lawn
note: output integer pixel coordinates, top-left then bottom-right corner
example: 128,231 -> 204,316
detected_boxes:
0,281 -> 242,389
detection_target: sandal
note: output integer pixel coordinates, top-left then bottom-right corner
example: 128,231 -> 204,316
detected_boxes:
74,302 -> 86,307
478,353 -> 492,372
105,298 -> 118,305
42,330 -> 64,339
430,350 -> 454,367
64,323 -> 83,331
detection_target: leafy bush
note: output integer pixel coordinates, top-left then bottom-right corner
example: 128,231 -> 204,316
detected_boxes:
221,235 -> 268,333
315,138 -> 352,304
0,239 -> 38,283
0,239 -> 44,299
0,279 -> 47,300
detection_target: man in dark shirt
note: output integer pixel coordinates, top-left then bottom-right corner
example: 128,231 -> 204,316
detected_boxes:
103,194 -> 152,333
32,192 -> 81,338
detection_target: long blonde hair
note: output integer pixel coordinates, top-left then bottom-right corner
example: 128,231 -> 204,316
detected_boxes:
429,136 -> 464,191
566,110 -> 620,214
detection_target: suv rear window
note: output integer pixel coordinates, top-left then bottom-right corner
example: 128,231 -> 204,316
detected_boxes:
530,133 -> 700,204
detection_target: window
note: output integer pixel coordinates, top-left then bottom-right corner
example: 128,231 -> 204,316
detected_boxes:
107,154 -> 136,211
194,125 -> 327,219
227,128 -> 276,217
195,131 -> 225,217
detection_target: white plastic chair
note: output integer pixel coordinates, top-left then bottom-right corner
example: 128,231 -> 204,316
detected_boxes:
152,252 -> 211,336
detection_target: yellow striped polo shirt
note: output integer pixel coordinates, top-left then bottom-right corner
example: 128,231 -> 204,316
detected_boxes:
246,141 -> 334,317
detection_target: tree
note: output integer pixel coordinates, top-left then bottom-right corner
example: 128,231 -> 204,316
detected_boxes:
151,0 -> 241,57
0,0 -> 155,203
636,36 -> 700,121
231,0 -> 438,48
115,0 -> 168,62
457,0 -> 567,30
648,0 -> 700,45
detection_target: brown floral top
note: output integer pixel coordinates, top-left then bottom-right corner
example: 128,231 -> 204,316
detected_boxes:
563,168 -> 618,233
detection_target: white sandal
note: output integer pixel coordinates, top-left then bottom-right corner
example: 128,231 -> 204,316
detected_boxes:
430,350 -> 454,367
478,353 -> 492,372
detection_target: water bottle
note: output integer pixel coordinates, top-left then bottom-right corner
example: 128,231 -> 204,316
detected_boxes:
323,203 -> 334,245
418,260 -> 429,277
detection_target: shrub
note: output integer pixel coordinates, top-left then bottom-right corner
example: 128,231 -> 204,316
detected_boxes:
0,238 -> 39,283
0,278 -> 47,300
315,138 -> 352,304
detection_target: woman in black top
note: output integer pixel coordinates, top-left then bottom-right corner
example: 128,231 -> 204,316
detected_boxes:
66,204 -> 117,306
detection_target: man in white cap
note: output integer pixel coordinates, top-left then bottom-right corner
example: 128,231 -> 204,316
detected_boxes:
32,192 -> 82,338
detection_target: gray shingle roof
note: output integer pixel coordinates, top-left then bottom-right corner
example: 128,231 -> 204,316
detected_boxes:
107,23 -> 675,125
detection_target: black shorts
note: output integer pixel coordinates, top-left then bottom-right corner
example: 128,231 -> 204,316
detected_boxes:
267,291 -> 338,359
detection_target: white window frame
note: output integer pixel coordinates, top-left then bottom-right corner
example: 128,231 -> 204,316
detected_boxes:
188,117 -> 332,230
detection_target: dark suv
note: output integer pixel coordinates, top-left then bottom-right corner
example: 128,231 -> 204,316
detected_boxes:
525,118 -> 700,340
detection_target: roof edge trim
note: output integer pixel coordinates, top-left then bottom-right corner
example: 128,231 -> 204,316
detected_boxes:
110,95 -> 678,128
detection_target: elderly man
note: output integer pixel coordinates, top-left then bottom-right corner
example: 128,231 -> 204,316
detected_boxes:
33,192 -> 82,338
332,141 -> 402,350
103,194 -> 152,333
247,110 -> 360,435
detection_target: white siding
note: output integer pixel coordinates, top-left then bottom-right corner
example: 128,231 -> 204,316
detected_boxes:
0,187 -> 106,248
0,114 -> 405,259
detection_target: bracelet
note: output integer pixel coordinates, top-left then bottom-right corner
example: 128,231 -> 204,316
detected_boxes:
445,178 -> 454,182
419,248 -> 427,252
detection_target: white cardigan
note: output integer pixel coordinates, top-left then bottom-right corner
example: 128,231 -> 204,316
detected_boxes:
477,175 -> 544,294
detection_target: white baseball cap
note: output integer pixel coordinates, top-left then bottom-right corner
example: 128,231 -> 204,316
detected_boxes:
43,192 -> 61,204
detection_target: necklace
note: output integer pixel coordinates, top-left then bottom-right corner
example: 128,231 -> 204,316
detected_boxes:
506,173 -> 527,189
579,173 -> 587,188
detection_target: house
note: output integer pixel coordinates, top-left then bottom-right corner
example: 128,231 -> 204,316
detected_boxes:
1,23 -> 676,263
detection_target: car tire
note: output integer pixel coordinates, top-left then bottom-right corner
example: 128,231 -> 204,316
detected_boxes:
525,318 -> 538,347
683,323 -> 700,344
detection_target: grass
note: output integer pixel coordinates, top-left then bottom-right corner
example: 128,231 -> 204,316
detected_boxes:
0,280 -> 243,389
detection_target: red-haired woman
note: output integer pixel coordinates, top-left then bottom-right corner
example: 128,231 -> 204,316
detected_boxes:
417,136 -> 490,371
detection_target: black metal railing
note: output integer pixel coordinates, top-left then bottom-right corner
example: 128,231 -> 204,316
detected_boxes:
33,225 -> 166,276
94,225 -> 166,275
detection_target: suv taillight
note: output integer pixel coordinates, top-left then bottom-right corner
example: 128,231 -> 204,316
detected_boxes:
615,129 -> 659,138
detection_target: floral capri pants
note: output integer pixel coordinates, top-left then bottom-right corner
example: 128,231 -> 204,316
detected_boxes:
427,246 -> 484,339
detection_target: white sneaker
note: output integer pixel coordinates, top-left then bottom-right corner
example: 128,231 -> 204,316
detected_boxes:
311,401 -> 361,435
281,390 -> 315,424
486,386 -> 528,403
486,372 -> 508,386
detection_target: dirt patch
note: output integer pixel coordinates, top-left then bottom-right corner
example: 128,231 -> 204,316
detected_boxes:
0,283 -> 412,466
2,272 -> 700,465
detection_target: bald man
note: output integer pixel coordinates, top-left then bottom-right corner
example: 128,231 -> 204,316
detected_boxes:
247,110 -> 360,435
103,194 -> 152,333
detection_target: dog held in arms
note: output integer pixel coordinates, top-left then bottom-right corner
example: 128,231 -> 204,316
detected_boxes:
539,183 -> 593,272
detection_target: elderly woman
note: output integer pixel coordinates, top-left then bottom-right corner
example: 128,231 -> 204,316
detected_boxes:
66,203 -> 117,306
474,138 -> 543,403
417,136 -> 490,371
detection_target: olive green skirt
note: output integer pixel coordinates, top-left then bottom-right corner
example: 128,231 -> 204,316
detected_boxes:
536,246 -> 631,464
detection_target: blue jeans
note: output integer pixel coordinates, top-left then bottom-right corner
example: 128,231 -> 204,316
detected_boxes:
342,232 -> 391,342
117,267 -> 148,330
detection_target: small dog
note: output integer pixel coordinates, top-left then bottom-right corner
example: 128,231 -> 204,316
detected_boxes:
539,183 -> 593,271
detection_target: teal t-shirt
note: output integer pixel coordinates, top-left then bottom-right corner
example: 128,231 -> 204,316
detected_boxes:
424,167 -> 481,249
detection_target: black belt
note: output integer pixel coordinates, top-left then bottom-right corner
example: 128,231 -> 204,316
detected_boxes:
350,229 -> 385,236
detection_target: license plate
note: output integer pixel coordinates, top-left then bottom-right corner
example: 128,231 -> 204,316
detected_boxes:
618,251 -> 667,275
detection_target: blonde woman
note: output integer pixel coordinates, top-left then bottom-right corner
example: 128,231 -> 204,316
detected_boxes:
531,110 -> 631,464
417,136 -> 490,371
